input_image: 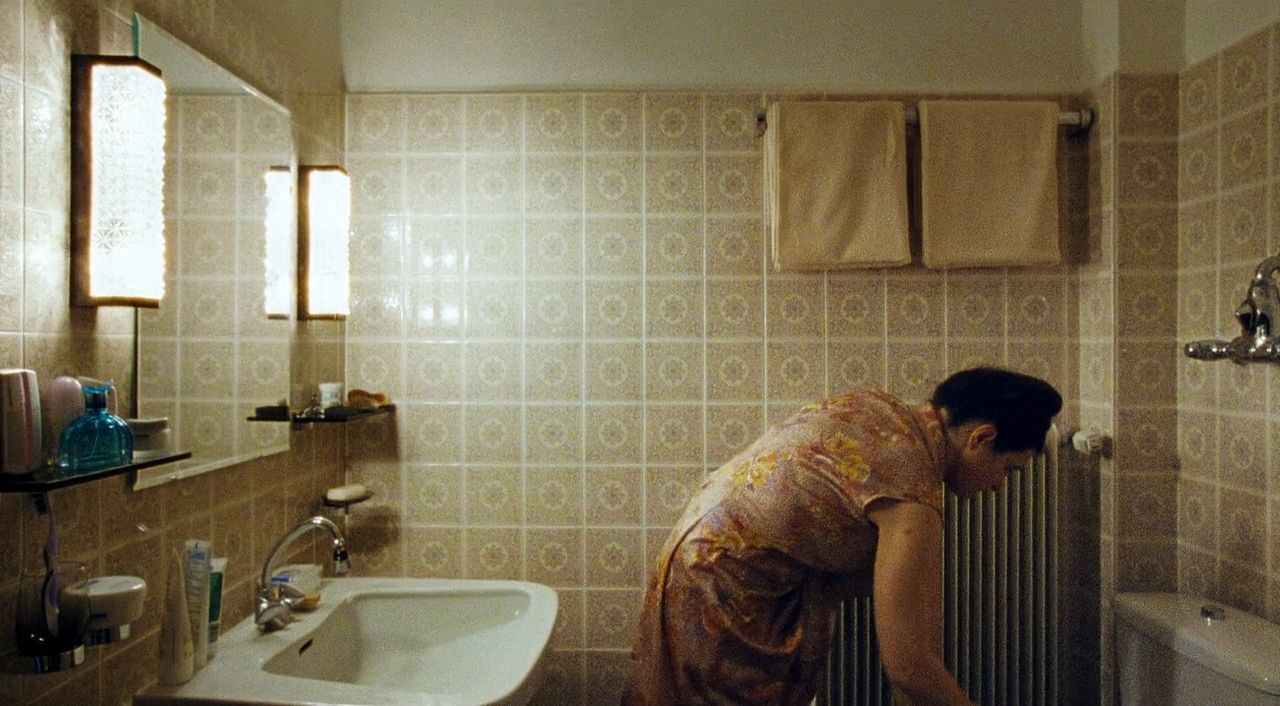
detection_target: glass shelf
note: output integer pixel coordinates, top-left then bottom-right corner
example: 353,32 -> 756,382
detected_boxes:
247,403 -> 396,426
0,450 -> 192,493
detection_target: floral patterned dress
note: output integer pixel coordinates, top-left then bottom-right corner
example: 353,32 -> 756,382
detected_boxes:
623,390 -> 948,705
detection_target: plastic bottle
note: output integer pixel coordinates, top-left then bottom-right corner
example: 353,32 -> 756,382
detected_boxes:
157,547 -> 194,685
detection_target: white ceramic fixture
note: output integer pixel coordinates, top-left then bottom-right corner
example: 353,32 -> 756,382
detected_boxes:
136,577 -> 559,706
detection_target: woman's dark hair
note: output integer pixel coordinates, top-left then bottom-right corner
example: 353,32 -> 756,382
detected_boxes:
930,367 -> 1063,452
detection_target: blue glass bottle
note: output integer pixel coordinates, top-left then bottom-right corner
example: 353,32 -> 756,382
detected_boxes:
57,383 -> 133,474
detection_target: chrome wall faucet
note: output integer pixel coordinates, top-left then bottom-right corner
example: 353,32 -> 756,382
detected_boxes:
1185,255 -> 1280,364
255,516 -> 350,632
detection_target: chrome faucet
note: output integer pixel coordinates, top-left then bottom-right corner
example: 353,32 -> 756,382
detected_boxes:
1185,255 -> 1280,364
255,516 -> 351,632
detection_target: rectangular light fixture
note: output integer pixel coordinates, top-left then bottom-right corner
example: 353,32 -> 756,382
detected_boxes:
297,166 -> 350,320
70,55 -> 167,307
263,166 -> 295,319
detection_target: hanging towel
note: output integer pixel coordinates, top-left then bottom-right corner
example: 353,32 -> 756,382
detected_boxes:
765,101 -> 910,271
919,100 -> 1060,268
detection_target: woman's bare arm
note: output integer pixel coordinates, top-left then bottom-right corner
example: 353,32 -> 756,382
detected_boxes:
866,498 -> 974,706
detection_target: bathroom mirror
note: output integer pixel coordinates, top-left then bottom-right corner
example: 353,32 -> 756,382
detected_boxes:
132,14 -> 294,489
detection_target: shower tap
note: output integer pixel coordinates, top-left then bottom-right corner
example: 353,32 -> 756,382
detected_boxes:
1184,255 -> 1280,364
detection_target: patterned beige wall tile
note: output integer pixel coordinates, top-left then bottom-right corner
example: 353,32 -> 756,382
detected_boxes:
1219,184 -> 1268,263
404,341 -> 461,401
532,650 -> 585,704
1117,141 -> 1178,206
465,341 -> 522,400
1219,107 -> 1268,190
464,279 -> 521,338
946,340 -> 1003,373
827,272 -> 886,339
1115,272 -> 1177,338
463,403 -> 521,463
827,340 -> 886,392
885,275 -> 944,339
547,589 -> 584,649
465,95 -> 523,153
526,529 -> 583,587
1077,340 -> 1113,403
1115,74 -> 1178,139
1217,487 -> 1266,564
645,341 -> 702,402
1217,414 -> 1266,489
466,466 -> 523,526
406,156 -> 463,215
768,340 -> 826,401
407,217 -> 463,278
346,156 -> 402,214
0,206 -> 19,331
705,278 -> 763,339
24,88 -> 67,212
1219,559 -> 1268,616
706,216 -> 763,275
526,340 -> 582,402
583,651 -> 632,705
180,96 -> 238,154
705,404 -> 764,463
584,93 -> 642,152
525,404 -> 582,463
585,341 -> 641,401
584,527 -> 643,587
585,467 -> 643,526
1177,544 -> 1219,601
1179,55 -> 1218,133
885,341 -> 943,402
466,154 -> 523,214
645,93 -> 702,152
706,154 -> 761,213
1177,200 -> 1216,269
406,95 -> 463,152
1219,27 -> 1271,116
1115,473 -> 1177,540
585,589 -> 643,648
647,278 -> 704,339
646,154 -> 704,213
584,404 -> 643,464
646,404 -> 704,465
1116,206 -> 1178,271
706,340 -> 763,401
0,0 -> 19,80
646,216 -> 702,276
705,93 -> 761,152
464,527 -> 522,579
401,403 -> 461,464
1114,341 -> 1175,406
644,466 -> 702,526
404,465 -> 463,525
527,154 -> 583,213
585,217 -> 642,276
585,154 -> 643,214
1177,477 -> 1217,552
526,278 -> 583,339
526,217 -> 583,277
1006,339 -> 1067,391
525,95 -> 582,153
945,273 -> 1005,339
404,527 -> 463,578
1218,361 -> 1267,413
1116,538 -> 1176,591
766,277 -> 824,339
0,79 -> 20,208
526,467 -> 584,526
584,278 -> 642,339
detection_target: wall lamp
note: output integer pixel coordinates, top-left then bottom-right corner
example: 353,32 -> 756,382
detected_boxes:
263,166 -> 295,319
297,166 -> 350,320
70,55 -> 167,307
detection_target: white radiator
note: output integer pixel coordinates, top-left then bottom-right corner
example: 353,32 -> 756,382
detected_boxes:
819,426 -> 1060,705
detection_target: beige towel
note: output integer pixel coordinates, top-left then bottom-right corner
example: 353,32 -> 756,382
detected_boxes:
765,101 -> 910,271
919,100 -> 1060,268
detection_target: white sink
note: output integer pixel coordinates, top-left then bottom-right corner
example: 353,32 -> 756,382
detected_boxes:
136,578 -> 558,706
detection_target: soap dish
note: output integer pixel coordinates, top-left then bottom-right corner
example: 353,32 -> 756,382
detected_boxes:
321,483 -> 373,514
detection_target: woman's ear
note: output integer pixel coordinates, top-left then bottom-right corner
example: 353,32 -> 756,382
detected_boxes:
965,423 -> 998,452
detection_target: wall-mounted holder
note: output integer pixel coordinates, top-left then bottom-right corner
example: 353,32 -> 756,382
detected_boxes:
1185,254 -> 1280,364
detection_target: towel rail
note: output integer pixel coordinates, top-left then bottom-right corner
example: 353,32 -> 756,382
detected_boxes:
755,106 -> 1093,137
